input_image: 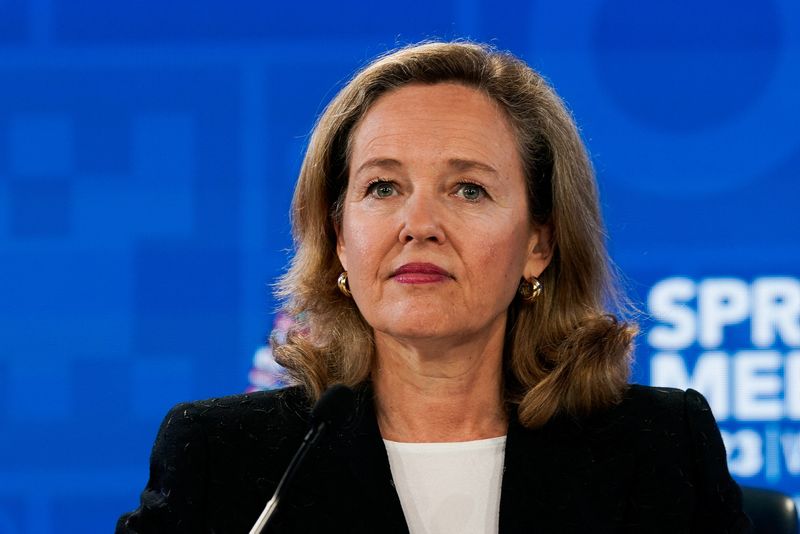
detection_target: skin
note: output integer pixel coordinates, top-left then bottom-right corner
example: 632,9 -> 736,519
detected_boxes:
337,83 -> 551,442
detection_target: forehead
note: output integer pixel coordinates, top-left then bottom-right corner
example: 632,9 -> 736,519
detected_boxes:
348,83 -> 522,174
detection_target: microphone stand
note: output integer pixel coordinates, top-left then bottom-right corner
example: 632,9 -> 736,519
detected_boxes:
248,421 -> 328,534
249,384 -> 354,534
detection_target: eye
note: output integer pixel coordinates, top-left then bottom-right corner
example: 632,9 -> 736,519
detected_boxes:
366,180 -> 397,198
455,182 -> 487,202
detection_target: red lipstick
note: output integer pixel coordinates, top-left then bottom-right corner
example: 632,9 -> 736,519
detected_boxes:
391,263 -> 452,284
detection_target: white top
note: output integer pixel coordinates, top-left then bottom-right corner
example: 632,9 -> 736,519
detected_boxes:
383,436 -> 507,534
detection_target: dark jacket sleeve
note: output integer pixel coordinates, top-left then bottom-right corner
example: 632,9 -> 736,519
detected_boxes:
116,402 -> 210,534
684,388 -> 752,533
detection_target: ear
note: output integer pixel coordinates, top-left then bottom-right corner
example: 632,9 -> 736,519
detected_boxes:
335,221 -> 348,271
523,223 -> 553,279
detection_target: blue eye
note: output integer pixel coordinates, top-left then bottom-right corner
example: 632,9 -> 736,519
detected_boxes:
367,180 -> 396,198
456,183 -> 486,201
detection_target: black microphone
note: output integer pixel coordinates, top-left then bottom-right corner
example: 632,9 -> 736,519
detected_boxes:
249,384 -> 356,534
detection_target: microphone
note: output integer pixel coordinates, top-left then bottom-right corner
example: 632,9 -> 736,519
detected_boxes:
249,384 -> 356,534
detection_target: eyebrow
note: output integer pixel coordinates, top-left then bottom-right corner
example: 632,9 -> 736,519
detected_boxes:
353,157 -> 499,176
353,157 -> 403,176
447,158 -> 499,176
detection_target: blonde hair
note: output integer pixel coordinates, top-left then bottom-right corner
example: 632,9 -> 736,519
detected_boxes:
275,41 -> 636,428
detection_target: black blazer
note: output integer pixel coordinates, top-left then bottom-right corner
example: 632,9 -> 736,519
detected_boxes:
117,384 -> 752,533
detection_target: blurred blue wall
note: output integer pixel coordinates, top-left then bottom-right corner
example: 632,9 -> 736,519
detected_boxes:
0,0 -> 797,531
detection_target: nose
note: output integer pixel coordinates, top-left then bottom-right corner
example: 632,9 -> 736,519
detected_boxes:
398,191 -> 446,244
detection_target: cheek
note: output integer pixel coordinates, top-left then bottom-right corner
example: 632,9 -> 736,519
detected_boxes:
477,217 -> 528,259
483,243 -> 518,287
470,224 -> 530,284
343,221 -> 388,274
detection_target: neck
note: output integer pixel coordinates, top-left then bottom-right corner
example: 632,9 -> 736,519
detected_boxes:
372,318 -> 508,443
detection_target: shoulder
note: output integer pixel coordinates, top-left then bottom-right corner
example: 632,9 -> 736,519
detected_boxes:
166,385 -> 311,426
605,384 -> 714,427
148,386 -> 313,468
547,384 -> 732,490
586,384 -> 723,451
116,386 -> 314,533
600,385 -> 750,531
619,383 -> 706,411
156,386 -> 312,448
506,385 -> 749,531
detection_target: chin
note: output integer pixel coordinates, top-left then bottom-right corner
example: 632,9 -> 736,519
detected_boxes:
370,312 -> 474,342
386,325 -> 453,340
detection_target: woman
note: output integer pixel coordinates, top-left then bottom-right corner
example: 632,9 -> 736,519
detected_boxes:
118,42 -> 751,533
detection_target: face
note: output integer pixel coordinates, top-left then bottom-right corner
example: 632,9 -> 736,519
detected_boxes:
336,83 -> 550,345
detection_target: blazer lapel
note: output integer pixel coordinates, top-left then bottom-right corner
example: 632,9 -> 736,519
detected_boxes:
303,386 -> 635,533
272,384 -> 407,533
499,406 -> 634,533
499,407 -> 553,533
334,383 -> 409,533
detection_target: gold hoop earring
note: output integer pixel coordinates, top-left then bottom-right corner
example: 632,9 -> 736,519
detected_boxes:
518,276 -> 542,303
337,271 -> 352,297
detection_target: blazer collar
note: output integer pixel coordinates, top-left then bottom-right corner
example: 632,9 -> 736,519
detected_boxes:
336,382 -> 409,532
499,403 -> 635,532
325,383 -> 632,533
332,383 -> 531,533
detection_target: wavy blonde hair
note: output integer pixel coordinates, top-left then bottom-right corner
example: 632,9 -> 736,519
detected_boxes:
275,41 -> 636,428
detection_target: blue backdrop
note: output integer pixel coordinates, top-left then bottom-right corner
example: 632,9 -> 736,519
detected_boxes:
0,1 -> 797,531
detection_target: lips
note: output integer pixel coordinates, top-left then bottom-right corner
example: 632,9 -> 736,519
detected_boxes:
391,263 -> 453,284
